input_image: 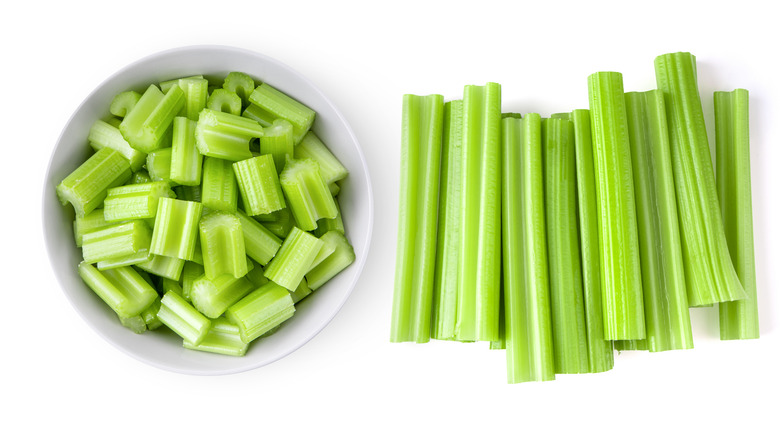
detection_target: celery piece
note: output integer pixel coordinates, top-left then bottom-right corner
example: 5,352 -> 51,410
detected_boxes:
571,109 -> 614,371
294,131 -> 349,185
183,317 -> 249,356
233,155 -> 286,216
191,273 -> 255,318
654,52 -> 747,306
141,296 -> 163,330
264,226 -> 323,291
314,197 -> 345,238
131,169 -> 151,184
625,90 -> 693,351
160,75 -> 203,93
502,114 -> 556,383
223,72 -> 255,106
103,181 -> 175,222
201,157 -> 238,212
715,89 -> 759,340
177,77 -> 208,121
162,277 -> 184,297
309,230 -> 339,271
199,211 -> 248,279
280,157 -> 338,231
207,89 -> 242,115
170,117 -> 203,186
456,83 -> 502,342
242,104 -> 275,127
225,282 -> 295,343
236,210 -> 282,265
259,119 -> 294,172
306,231 -> 355,290
136,254 -> 185,281
110,91 -> 142,118
614,340 -> 648,351
289,278 -> 312,304
106,117 -> 122,128
145,148 -> 176,186
73,209 -> 112,246
257,207 -> 295,239
195,108 -> 263,161
174,184 -> 202,203
181,261 -> 205,302
82,220 -> 152,264
245,263 -> 269,288
150,197 -> 203,260
119,314 -> 147,334
588,72 -> 646,340
248,83 -> 315,144
157,291 -> 211,345
120,84 -> 185,153
56,148 -> 132,217
96,249 -> 151,270
328,182 -> 340,197
89,119 -> 147,171
390,93 -> 444,343
78,262 -> 157,318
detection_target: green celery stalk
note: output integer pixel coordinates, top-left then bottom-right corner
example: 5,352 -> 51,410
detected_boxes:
191,273 -> 255,318
306,231 -> 355,290
146,147 -> 178,187
309,231 -> 339,271
96,249 -> 151,270
207,89 -> 242,115
141,296 -> 163,330
328,182 -> 340,197
225,282 -> 295,343
614,339 -> 648,351
294,131 -> 349,184
279,157 -> 338,231
56,148 -> 132,217
183,317 -> 249,356
181,261 -> 205,301
136,254 -> 185,281
248,83 -> 315,144
199,211 -> 249,279
654,52 -> 747,306
195,108 -> 262,161
289,278 -> 312,304
236,210 -> 282,265
170,117 -> 203,186
103,181 -> 175,222
201,157 -> 238,212
88,119 -> 147,171
233,155 -> 286,216
160,75 -> 203,93
174,184 -> 202,203
110,90 -> 141,118
119,314 -> 147,334
715,89 -> 759,339
78,262 -> 158,318
242,104 -> 275,127
223,72 -> 255,106
157,291 -> 211,345
264,226 -> 324,291
120,84 -> 185,153
257,207 -> 296,239
73,209 -> 112,246
314,197 -> 345,238
131,169 -> 151,184
259,119 -> 294,172
81,220 -> 152,264
150,197 -> 203,260
245,263 -> 269,289
177,77 -> 209,121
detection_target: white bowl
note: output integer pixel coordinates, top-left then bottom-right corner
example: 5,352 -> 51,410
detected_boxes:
42,46 -> 374,375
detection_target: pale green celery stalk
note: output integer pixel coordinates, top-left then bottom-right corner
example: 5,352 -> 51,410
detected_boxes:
78,262 -> 157,318
654,52 -> 747,306
490,284 -> 505,350
110,91 -> 142,118
242,104 -> 275,127
225,282 -> 295,343
120,84 -> 185,153
73,209 -> 112,246
157,291 -> 211,344
309,231 -> 339,270
456,83 -> 501,342
314,198 -> 345,237
56,148 -> 132,217
248,83 -> 315,144
96,249 -> 151,270
716,89 -> 759,339
171,117 -> 203,186
431,100 -> 463,340
624,90 -> 693,351
183,317 -> 249,356
294,131 -> 349,184
177,77 -> 208,120
136,254 -> 185,281
390,93 -> 444,343
289,278 -> 312,304
501,114 -> 555,383
150,197 -> 203,259
571,109 -> 614,372
103,182 -> 175,222
245,263 -> 269,288
119,314 -> 147,334
207,89 -> 242,115
162,277 -> 184,297
614,340 -> 648,351
329,182 -> 340,196
280,157 -> 338,230
223,72 -> 255,106
264,226 -> 324,290
236,210 -> 282,265
543,117 -> 589,373
257,207 -> 295,238
181,262 -> 204,301
195,108 -> 263,161
89,119 -> 147,171
201,157 -> 238,212
260,119 -> 294,172
233,155 -> 286,216
141,296 -> 163,330
199,211 -> 249,279
82,220 -> 152,264
174,184 -> 201,202
191,273 -> 255,318
145,148 -> 177,187
588,71 -> 646,340
306,231 -> 355,290
131,169 -> 151,184
160,75 -> 203,93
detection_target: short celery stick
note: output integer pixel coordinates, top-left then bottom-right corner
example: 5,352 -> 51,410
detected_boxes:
120,84 -> 185,153
162,277 -> 184,298
157,291 -> 211,345
131,169 -> 151,184
195,108 -> 263,161
248,83 -> 315,144
715,89 -> 759,340
146,148 -> 176,186
245,263 -> 269,288
314,197 -> 345,238
89,119 -> 147,171
201,157 -> 238,212
625,90 -> 693,352
390,93 -> 444,343
56,148 -> 132,217
73,209 -> 112,246
150,197 -> 203,259
181,261 -> 205,301
103,182 -> 175,222
96,249 -> 151,270
264,226 -> 323,291
259,119 -> 294,172
236,210 -> 282,265
233,155 -> 286,216
174,184 -> 202,203
141,296 -> 163,330
242,103 -> 275,127
306,231 -> 355,290
289,278 -> 312,304
328,182 -> 340,197
177,77 -> 208,120
160,75 -> 203,93
207,89 -> 242,115
79,262 -> 157,318
280,157 -> 338,231
170,117 -> 203,186
82,220 -> 152,264
309,231 -> 339,271
191,273 -> 255,318
294,131 -> 349,185
110,90 -> 141,118
654,52 -> 747,306
588,71 -> 646,340
136,254 -> 185,281
223,72 -> 255,106
225,282 -> 295,343
119,314 -> 147,334
257,207 -> 295,238
183,317 -> 249,356
199,211 -> 248,279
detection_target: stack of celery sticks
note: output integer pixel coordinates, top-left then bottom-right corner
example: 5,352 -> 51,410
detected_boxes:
57,72 -> 355,357
391,52 -> 758,383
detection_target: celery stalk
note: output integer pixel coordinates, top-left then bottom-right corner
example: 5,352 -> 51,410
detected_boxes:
183,317 -> 249,356
257,207 -> 295,239
181,261 -> 205,301
199,212 -> 248,279
201,157 -> 238,212
207,89 -> 242,115
149,197 -> 203,260
146,148 -> 177,186
259,119 -> 294,172
136,254 -> 185,281
120,84 -> 185,153
289,278 -> 312,304
73,209 -> 113,246
242,104 -> 275,127
279,157 -> 338,231
248,83 -> 315,144
157,291 -> 211,345
119,315 -> 147,334
236,210 -> 282,265
141,296 -> 163,330
233,155 -> 286,216
170,117 -> 203,186
314,197 -> 345,238
306,231 -> 355,290
294,131 -> 349,184
56,148 -> 132,217
191,273 -> 255,318
82,220 -> 152,264
223,72 -> 255,106
160,75 -> 203,93
88,119 -> 147,171
103,182 -> 175,222
195,108 -> 263,161
177,77 -> 208,121
110,91 -> 141,118
96,249 -> 151,270
264,226 -> 323,291
78,262 -> 157,318
225,282 -> 295,343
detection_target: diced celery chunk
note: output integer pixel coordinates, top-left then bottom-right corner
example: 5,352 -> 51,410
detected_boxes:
259,119 -> 294,172
79,262 -> 158,318
236,210 -> 282,265
207,89 -> 242,115
56,148 -> 132,217
248,83 -> 315,144
294,131 -> 348,184
280,157 -> 338,231
103,181 -> 175,222
182,317 -> 249,356
150,197 -> 203,260
73,209 -> 113,246
201,157 -> 238,212
110,91 -> 142,118
82,220 -> 152,264
191,273 -> 255,318
233,155 -> 286,216
157,291 -> 211,345
136,254 -> 185,281
89,119 -> 147,171
120,84 -> 185,153
264,226 -> 323,291
306,231 -> 355,290
195,108 -> 262,161
225,282 -> 295,343
146,148 -> 177,186
170,117 -> 203,186
199,211 -> 248,279
223,72 -> 255,106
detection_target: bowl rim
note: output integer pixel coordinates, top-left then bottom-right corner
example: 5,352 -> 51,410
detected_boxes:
42,44 -> 374,375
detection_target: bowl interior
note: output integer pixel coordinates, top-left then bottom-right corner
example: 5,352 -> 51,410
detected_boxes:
43,46 -> 373,375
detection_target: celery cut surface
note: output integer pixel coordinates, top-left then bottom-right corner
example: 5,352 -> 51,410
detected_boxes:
201,157 -> 238,212
259,119 -> 294,172
181,261 -> 205,301
248,83 -> 315,144
223,72 -> 255,106
236,210 -> 282,265
233,155 -> 286,216
314,198 -> 345,238
56,148 -> 132,217
294,131 -> 348,184
157,291 -> 211,345
183,317 -> 248,356
225,282 -> 295,343
119,314 -> 147,334
136,254 -> 185,281
110,90 -> 141,118
120,84 -> 184,153
264,226 -> 323,291
88,119 -> 146,171
170,117 -> 203,186
280,157 -> 338,231
207,89 -> 242,115
103,181 -> 175,222
146,148 -> 176,186
191,273 -> 255,318
79,262 -> 157,318
82,220 -> 152,264
199,211 -> 248,279
150,197 -> 203,260
195,108 -> 262,161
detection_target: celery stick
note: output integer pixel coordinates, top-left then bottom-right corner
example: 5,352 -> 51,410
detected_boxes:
119,314 -> 147,334
328,182 -> 340,197
136,254 -> 185,281
248,83 -> 315,144
225,282 -> 295,343
183,317 -> 249,356
223,72 -> 255,106
614,340 -> 648,351
289,278 -> 312,304
294,131 -> 349,184
131,169 -> 151,184
233,155 -> 286,216
160,75 -> 203,93
309,231 -> 339,271
625,90 -> 693,351
89,119 -> 147,171
177,77 -> 209,121
144,148 -> 175,187
280,157 -> 338,231
106,117 -> 122,128
588,72 -> 646,340
174,184 -> 202,203
181,262 -> 204,301
201,157 -> 238,212
715,89 -> 759,339
110,91 -> 141,118
195,108 -> 262,161
170,117 -> 203,186
245,263 -> 269,288
82,220 -> 152,264
79,262 -> 158,318
162,277 -> 184,298
259,119 -> 294,172
306,231 -> 355,290
73,209 -> 112,246
390,93 -> 444,343
141,296 -> 163,330
199,211 -> 248,279
103,182 -> 175,222
654,52 -> 747,306
120,84 -> 185,153
264,226 -> 323,291
314,197 -> 345,238
236,210 -> 282,265
56,148 -> 132,217
96,249 -> 151,270
257,207 -> 295,238
207,89 -> 242,115
242,104 -> 275,127
157,291 -> 211,345
191,273 -> 255,318
150,197 -> 203,259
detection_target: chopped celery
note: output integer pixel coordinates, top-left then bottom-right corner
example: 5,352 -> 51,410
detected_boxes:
56,148 -> 132,217
110,90 -> 141,118
280,157 -> 337,231
131,169 -> 151,184
96,249 -> 151,270
259,119 -> 294,172
73,209 -> 112,246
170,117 -> 203,186
314,197 -> 345,238
248,83 -> 315,144
195,108 -> 262,161
177,77 -> 209,121
103,181 -> 175,222
294,131 -> 348,185
199,211 -> 248,279
88,119 -> 147,171
233,155 -> 286,216
309,231 -> 339,271
141,296 -> 163,330
201,157 -> 238,212
245,263 -> 269,288
145,147 -> 176,186
242,103 -> 275,127
191,273 -> 255,318
181,261 -> 205,301
289,278 -> 312,304
174,184 -> 202,203
223,72 -> 255,106
183,317 -> 249,356
264,226 -> 323,291
150,197 -> 203,260
119,314 -> 147,334
136,254 -> 185,281
120,84 -> 184,153
160,75 -> 203,93
78,262 -> 157,318
81,220 -> 152,264
328,182 -> 340,197
256,207 -> 295,238
306,231 -> 355,290
236,210 -> 282,265
225,282 -> 295,343
207,89 -> 242,115
157,291 -> 211,345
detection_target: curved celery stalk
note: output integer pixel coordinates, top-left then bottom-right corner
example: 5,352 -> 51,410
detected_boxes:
191,273 -> 255,318
157,291 -> 211,345
89,119 -> 147,171
195,108 -> 263,161
82,220 -> 152,264
170,117 -> 203,186
150,197 -> 203,260
110,90 -> 141,118
259,119 -> 294,172
306,231 -> 355,290
715,89 -> 759,340
223,72 -> 255,106
294,131 -> 349,185
207,89 -> 242,115
236,210 -> 282,266
233,155 -> 286,216
120,84 -> 185,153
264,226 -> 323,291
183,317 -> 248,356
56,148 -> 132,217
199,211 -> 248,280
78,262 -> 157,318
225,282 -> 295,343
103,181 -> 175,222
280,157 -> 338,231
248,83 -> 315,144
654,52 -> 746,306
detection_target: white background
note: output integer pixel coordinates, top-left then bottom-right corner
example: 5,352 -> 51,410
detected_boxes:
3,1 -> 778,436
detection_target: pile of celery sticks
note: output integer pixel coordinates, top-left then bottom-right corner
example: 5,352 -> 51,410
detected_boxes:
391,52 -> 758,383
57,72 -> 355,357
